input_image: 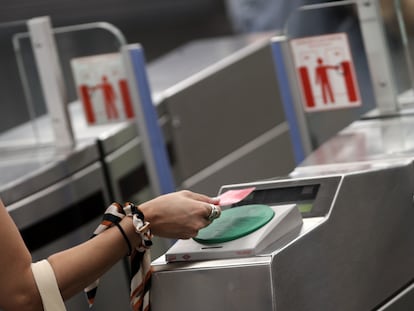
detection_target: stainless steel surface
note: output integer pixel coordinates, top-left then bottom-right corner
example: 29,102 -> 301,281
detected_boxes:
147,32 -> 276,103
298,114 -> 414,168
155,33 -> 295,193
270,165 -> 414,310
0,100 -> 133,146
7,162 -> 106,229
181,124 -> 294,194
153,257 -> 273,310
0,102 -> 130,205
0,144 -> 100,206
152,162 -> 414,310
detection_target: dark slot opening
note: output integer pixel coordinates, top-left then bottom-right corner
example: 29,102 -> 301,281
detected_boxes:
20,191 -> 106,252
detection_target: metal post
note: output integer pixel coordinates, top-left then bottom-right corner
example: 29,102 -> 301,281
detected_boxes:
357,0 -> 399,114
121,44 -> 176,196
271,36 -> 312,164
27,16 -> 74,149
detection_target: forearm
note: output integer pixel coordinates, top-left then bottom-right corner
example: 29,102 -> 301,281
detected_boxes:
48,216 -> 139,300
0,190 -> 217,311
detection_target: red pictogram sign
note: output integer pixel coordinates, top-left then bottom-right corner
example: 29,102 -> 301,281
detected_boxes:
290,33 -> 361,112
71,53 -> 135,125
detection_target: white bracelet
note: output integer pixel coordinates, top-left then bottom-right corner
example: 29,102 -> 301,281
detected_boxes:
31,260 -> 67,311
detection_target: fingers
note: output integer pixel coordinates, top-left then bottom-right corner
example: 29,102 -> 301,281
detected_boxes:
179,191 -> 222,224
141,190 -> 222,239
177,203 -> 221,239
188,204 -> 221,238
180,190 -> 220,205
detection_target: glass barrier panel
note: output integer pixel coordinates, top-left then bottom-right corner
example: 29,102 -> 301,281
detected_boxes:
282,1 -> 378,149
0,20 -> 39,149
12,21 -> 127,147
0,19 -> 127,154
382,0 -> 414,107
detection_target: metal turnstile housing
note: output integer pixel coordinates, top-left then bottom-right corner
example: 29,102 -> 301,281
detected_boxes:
151,162 -> 414,310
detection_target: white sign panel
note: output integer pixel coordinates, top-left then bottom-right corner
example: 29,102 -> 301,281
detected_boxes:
290,33 -> 361,112
71,53 -> 135,125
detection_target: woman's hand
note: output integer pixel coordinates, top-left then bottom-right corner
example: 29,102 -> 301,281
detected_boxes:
138,190 -> 220,239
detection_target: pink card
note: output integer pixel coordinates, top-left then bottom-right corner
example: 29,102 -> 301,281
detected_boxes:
218,187 -> 256,206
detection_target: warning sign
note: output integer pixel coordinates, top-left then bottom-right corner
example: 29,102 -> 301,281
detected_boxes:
71,53 -> 135,125
290,33 -> 361,112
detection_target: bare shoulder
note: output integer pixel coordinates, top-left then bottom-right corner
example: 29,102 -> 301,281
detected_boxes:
0,200 -> 40,311
0,199 -> 32,272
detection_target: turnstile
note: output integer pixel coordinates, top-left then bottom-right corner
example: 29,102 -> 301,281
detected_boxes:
151,161 -> 414,310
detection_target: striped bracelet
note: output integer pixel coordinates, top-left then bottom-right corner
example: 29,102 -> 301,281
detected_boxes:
124,202 -> 153,250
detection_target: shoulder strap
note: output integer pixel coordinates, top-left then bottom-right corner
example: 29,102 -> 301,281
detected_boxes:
31,259 -> 67,311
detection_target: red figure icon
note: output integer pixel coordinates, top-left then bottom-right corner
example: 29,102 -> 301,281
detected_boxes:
79,84 -> 96,124
315,57 -> 338,104
78,77 -> 136,125
95,75 -> 119,119
86,75 -> 119,120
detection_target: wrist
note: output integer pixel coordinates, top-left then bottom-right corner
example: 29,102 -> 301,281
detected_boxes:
135,202 -> 153,224
124,202 -> 153,250
119,217 -> 141,251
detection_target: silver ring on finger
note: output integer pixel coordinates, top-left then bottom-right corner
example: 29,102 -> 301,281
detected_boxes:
208,204 -> 221,221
